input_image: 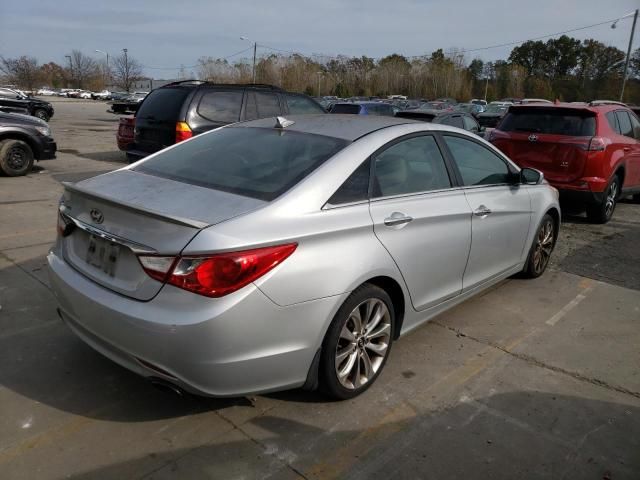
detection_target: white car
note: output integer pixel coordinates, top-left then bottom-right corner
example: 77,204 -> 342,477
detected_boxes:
37,88 -> 56,96
92,90 -> 111,100
79,91 -> 93,99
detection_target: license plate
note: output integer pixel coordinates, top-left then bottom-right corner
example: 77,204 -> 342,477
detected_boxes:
86,235 -> 120,276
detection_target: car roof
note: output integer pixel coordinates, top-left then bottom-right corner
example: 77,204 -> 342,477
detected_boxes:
233,114 -> 416,141
508,102 -> 626,113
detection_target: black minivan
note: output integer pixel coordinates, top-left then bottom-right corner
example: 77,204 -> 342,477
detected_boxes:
127,81 -> 325,161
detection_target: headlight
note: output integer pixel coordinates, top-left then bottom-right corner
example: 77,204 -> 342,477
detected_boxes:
35,126 -> 51,137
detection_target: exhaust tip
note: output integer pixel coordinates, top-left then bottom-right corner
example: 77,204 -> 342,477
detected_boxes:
149,377 -> 185,397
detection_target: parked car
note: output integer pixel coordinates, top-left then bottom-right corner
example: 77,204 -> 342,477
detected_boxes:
470,99 -> 488,106
329,101 -> 396,116
0,112 -> 56,176
127,81 -> 325,161
79,91 -> 93,99
0,87 -> 55,121
476,103 -> 510,128
489,102 -> 640,223
395,109 -> 484,136
520,98 -> 553,104
419,101 -> 453,111
36,88 -> 56,96
92,90 -> 112,100
66,90 -> 82,98
49,115 -> 559,399
454,102 -> 485,116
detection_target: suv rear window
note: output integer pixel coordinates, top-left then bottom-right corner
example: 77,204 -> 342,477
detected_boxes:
134,127 -> 349,201
135,88 -> 191,121
331,104 -> 361,114
500,108 -> 596,136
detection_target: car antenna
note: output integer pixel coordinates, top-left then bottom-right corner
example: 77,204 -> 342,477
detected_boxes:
274,116 -> 295,129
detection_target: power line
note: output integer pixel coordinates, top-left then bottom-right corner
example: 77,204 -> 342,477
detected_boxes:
140,46 -> 255,71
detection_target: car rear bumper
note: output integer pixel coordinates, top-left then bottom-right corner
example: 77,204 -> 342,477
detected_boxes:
548,177 -> 608,205
47,248 -> 344,397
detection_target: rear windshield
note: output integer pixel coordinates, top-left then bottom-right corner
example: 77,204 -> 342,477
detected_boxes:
135,88 -> 191,121
500,108 -> 596,136
134,127 -> 349,201
331,104 -> 361,114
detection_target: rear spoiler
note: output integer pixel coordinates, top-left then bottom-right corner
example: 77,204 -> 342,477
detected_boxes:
62,181 -> 209,229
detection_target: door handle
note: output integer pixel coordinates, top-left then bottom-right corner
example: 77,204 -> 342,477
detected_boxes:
474,205 -> 492,217
384,213 -> 413,227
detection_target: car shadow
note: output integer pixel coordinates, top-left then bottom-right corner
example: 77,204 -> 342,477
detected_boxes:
62,392 -> 640,480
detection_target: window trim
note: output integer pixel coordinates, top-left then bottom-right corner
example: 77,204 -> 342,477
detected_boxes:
438,131 -> 520,189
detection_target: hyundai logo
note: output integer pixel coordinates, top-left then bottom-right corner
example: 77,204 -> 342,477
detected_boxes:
528,134 -> 538,142
90,208 -> 104,224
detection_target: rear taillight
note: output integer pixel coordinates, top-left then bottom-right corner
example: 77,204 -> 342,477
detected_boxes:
137,243 -> 297,297
588,136 -> 607,151
175,122 -> 193,143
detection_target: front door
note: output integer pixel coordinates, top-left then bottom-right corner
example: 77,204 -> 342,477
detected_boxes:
368,134 -> 472,311
441,134 -> 532,290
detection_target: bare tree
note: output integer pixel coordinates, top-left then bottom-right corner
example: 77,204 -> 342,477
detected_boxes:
0,56 -> 40,91
68,50 -> 99,89
111,52 -> 143,92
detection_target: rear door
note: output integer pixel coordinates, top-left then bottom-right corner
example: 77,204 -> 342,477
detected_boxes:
368,134 -> 472,310
243,90 -> 283,120
491,107 -> 596,184
442,134 -> 531,290
133,87 -> 193,154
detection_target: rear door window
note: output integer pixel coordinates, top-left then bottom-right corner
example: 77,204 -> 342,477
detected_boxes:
615,111 -> 634,138
372,135 -> 451,197
135,88 -> 191,121
285,95 -> 325,114
463,116 -> 479,131
197,90 -> 243,123
441,115 -> 464,128
629,113 -> 640,139
500,109 -> 596,136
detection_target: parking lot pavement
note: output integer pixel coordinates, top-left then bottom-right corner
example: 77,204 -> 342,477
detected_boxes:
1,100 -> 639,480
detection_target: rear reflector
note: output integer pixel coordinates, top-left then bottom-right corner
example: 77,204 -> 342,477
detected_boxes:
175,122 -> 193,143
139,244 -> 297,297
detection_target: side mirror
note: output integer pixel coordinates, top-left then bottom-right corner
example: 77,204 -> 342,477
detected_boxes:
520,167 -> 544,185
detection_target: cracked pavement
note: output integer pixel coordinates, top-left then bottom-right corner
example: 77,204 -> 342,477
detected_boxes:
0,99 -> 639,479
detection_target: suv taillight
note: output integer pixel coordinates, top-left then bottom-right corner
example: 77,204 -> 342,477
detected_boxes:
175,122 -> 193,143
588,136 -> 607,151
137,244 -> 297,297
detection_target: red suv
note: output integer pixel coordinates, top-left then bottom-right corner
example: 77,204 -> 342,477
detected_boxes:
489,102 -> 640,223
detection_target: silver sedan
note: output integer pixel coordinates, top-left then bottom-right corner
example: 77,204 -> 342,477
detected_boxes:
48,115 -> 560,399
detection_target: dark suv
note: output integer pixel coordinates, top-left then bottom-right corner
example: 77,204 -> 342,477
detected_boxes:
0,88 -> 55,122
0,112 -> 57,176
126,81 -> 325,161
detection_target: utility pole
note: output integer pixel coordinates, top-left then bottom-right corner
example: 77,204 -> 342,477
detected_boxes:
65,55 -> 72,88
484,76 -> 489,102
123,48 -> 129,92
252,42 -> 257,83
317,72 -> 322,96
619,9 -> 638,102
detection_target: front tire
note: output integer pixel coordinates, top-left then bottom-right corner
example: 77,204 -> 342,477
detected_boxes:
319,284 -> 394,400
0,139 -> 34,176
33,109 -> 49,122
523,213 -> 555,278
586,176 -> 620,224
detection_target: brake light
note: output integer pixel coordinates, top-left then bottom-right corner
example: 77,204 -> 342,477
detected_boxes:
138,244 -> 297,297
588,136 -> 607,151
175,122 -> 193,143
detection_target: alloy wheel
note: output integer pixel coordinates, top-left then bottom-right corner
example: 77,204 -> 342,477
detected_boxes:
335,298 -> 391,390
604,180 -> 618,219
532,219 -> 554,275
7,146 -> 26,170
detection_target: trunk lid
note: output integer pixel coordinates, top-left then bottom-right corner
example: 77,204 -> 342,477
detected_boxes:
59,169 -> 266,300
491,107 -> 596,183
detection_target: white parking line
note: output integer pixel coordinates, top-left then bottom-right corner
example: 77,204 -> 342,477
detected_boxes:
546,285 -> 595,326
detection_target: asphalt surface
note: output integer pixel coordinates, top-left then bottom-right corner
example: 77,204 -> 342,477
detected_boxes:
0,98 -> 639,480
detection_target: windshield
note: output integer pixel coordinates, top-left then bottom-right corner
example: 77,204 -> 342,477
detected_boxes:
500,109 -> 596,136
134,127 -> 349,201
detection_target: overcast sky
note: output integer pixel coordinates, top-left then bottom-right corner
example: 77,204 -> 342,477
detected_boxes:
1,0 -> 638,78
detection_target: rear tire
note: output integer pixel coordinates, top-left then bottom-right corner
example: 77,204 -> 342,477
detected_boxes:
522,213 -> 555,278
586,175 -> 620,224
0,139 -> 34,177
319,284 -> 394,400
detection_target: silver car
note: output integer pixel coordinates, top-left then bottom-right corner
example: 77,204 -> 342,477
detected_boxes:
48,115 -> 560,399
